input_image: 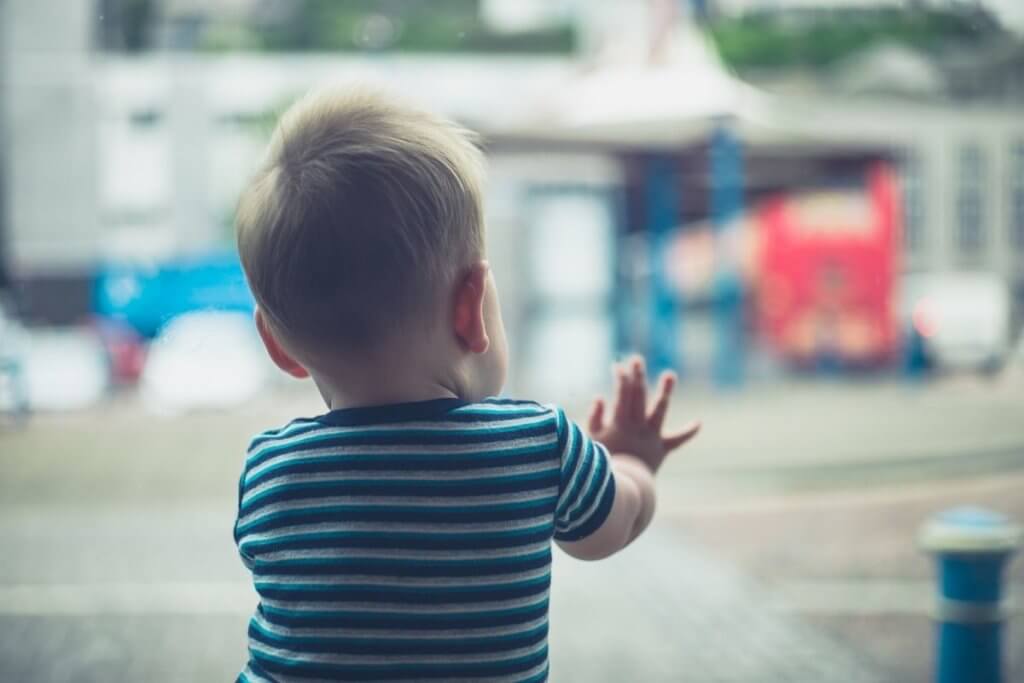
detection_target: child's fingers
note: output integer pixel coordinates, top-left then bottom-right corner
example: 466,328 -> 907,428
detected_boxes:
610,363 -> 631,425
662,420 -> 701,451
647,371 -> 676,428
587,398 -> 605,435
630,356 -> 646,422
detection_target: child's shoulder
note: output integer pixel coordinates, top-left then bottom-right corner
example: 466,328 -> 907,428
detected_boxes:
457,396 -> 558,418
245,415 -> 324,454
451,397 -> 570,433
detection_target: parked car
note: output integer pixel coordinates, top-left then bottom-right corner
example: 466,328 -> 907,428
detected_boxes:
20,326 -> 111,412
140,310 -> 271,414
900,272 -> 1011,373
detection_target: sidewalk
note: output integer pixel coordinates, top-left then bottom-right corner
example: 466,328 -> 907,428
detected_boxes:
550,525 -> 886,682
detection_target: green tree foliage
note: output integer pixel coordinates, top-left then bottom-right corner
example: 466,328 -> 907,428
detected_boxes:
709,8 -> 997,71
205,0 -> 574,54
95,0 -> 573,54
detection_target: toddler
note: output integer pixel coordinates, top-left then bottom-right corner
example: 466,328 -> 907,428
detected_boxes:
233,87 -> 700,682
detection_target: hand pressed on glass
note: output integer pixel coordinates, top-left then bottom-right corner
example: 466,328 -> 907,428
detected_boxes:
587,355 -> 701,473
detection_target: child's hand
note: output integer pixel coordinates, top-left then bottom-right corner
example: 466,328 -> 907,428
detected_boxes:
587,355 -> 700,474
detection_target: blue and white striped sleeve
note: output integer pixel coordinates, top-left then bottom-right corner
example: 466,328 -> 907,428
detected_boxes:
551,406 -> 617,542
233,454 -> 255,572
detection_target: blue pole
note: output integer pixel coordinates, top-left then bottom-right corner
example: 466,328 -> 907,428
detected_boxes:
646,155 -> 680,376
611,185 -> 630,359
710,124 -> 746,387
920,507 -> 1021,683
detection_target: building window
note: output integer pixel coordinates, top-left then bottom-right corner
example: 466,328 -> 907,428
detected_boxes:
900,151 -> 925,252
955,143 -> 986,254
1012,142 -> 1024,251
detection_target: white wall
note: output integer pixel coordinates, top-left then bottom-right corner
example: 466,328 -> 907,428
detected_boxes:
1,0 -> 99,271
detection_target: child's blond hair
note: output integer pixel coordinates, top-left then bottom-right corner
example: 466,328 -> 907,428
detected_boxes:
236,87 -> 485,354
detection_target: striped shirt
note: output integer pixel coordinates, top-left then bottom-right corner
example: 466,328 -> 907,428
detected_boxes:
234,397 -> 616,683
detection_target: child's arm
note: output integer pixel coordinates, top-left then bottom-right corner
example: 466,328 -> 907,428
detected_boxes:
557,356 -> 700,561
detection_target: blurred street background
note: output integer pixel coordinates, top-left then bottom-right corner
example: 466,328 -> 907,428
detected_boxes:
1,1 -> 1024,681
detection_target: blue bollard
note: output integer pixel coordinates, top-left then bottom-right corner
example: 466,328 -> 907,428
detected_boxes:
919,507 -> 1021,683
709,124 -> 746,389
645,155 -> 681,378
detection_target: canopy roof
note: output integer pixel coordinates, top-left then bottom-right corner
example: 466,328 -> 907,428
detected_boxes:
485,21 -> 800,151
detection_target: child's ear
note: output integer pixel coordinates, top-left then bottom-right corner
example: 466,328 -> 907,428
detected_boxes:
254,307 -> 310,379
452,261 -> 491,355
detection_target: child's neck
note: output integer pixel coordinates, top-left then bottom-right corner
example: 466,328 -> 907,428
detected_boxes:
314,373 -> 461,411
307,342 -> 468,411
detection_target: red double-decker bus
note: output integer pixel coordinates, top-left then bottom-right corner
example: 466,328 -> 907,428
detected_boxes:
755,163 -> 901,367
